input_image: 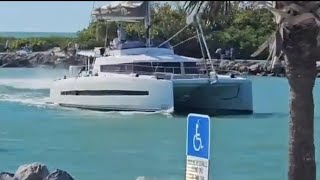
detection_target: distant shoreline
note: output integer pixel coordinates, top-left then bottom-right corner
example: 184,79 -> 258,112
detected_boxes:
0,31 -> 76,38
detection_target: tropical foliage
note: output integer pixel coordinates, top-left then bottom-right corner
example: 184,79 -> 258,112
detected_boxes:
0,36 -> 74,52
0,2 -> 275,60
75,2 -> 275,59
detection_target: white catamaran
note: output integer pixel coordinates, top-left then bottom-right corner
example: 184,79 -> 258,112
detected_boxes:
48,1 -> 253,115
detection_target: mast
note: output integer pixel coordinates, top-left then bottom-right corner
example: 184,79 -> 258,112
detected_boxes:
104,23 -> 108,48
144,1 -> 151,47
195,15 -> 214,72
186,2 -> 216,75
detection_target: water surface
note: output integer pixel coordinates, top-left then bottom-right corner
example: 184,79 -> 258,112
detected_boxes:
0,68 -> 319,180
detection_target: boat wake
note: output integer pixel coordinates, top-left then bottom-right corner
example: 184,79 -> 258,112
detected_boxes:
0,78 -> 173,116
0,78 -> 51,107
0,78 -> 53,90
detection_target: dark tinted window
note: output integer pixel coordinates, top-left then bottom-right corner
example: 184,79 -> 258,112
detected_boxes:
184,62 -> 200,74
152,62 -> 181,74
61,90 -> 148,96
100,64 -> 133,72
133,62 -> 153,73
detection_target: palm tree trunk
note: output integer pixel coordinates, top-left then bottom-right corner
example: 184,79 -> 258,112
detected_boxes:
282,17 -> 319,180
286,55 -> 316,180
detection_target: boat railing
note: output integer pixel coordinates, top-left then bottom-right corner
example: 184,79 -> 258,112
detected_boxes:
70,62 -> 244,80
100,63 -> 211,80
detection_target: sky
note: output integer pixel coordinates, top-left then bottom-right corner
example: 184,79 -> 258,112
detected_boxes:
0,1 -> 100,33
0,1 -> 180,33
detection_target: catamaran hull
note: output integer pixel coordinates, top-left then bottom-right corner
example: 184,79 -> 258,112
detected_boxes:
172,76 -> 253,115
49,76 -> 174,112
49,74 -> 252,115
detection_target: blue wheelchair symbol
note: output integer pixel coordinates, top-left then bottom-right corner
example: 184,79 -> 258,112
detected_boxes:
186,113 -> 210,159
193,120 -> 204,151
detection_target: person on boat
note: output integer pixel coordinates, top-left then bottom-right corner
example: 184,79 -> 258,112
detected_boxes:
78,66 -> 86,76
89,55 -> 95,65
99,48 -> 105,56
117,26 -> 127,43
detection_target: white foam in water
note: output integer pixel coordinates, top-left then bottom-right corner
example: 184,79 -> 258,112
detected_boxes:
118,108 -> 173,116
136,176 -> 158,180
0,94 -> 48,107
0,77 -> 53,108
0,78 -> 53,90
0,76 -> 174,116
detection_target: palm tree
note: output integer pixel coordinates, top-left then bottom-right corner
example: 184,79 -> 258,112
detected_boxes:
184,1 -> 319,180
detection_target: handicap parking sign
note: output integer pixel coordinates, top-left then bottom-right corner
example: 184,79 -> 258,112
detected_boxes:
186,113 -> 210,159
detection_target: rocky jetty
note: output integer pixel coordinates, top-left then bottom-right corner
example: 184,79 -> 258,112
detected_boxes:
3,49 -> 320,77
212,60 -> 320,77
210,59 -> 286,77
0,48 -> 82,69
0,162 -> 73,180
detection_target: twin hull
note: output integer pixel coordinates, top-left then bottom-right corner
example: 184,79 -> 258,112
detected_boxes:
49,75 -> 174,112
49,75 -> 253,115
172,77 -> 253,115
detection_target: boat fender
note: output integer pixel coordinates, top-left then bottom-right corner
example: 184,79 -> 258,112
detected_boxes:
230,74 -> 235,78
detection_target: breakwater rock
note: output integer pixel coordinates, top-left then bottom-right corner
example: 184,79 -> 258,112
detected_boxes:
0,162 -> 73,180
0,48 -> 82,68
2,50 -> 320,78
211,59 -> 320,77
210,59 -> 286,77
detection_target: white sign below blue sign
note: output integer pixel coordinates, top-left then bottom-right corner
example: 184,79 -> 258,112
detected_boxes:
186,113 -> 211,180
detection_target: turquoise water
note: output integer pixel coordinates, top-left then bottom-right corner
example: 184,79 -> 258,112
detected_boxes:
0,32 -> 76,38
0,68 -> 319,180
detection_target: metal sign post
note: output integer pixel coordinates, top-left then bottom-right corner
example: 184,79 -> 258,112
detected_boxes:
186,113 -> 211,180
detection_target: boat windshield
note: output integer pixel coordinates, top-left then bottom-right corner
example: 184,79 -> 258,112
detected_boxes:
100,62 -> 204,75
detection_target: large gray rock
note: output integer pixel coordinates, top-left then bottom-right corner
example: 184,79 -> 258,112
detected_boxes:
249,63 -> 262,74
13,163 -> 49,180
45,169 -> 73,180
238,65 -> 248,72
218,60 -> 229,70
0,172 -> 14,180
226,61 -> 237,69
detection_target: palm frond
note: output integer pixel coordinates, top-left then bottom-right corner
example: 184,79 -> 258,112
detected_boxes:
184,1 -> 238,18
251,32 -> 275,58
184,0 -> 320,72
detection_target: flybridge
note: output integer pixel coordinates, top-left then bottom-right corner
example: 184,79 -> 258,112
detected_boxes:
91,1 -> 148,22
91,1 -> 151,47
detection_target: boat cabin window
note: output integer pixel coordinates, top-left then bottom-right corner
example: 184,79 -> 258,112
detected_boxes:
152,62 -> 181,74
100,64 -> 132,73
183,62 -> 201,74
100,62 -> 154,74
133,62 -> 154,73
100,62 -> 182,74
